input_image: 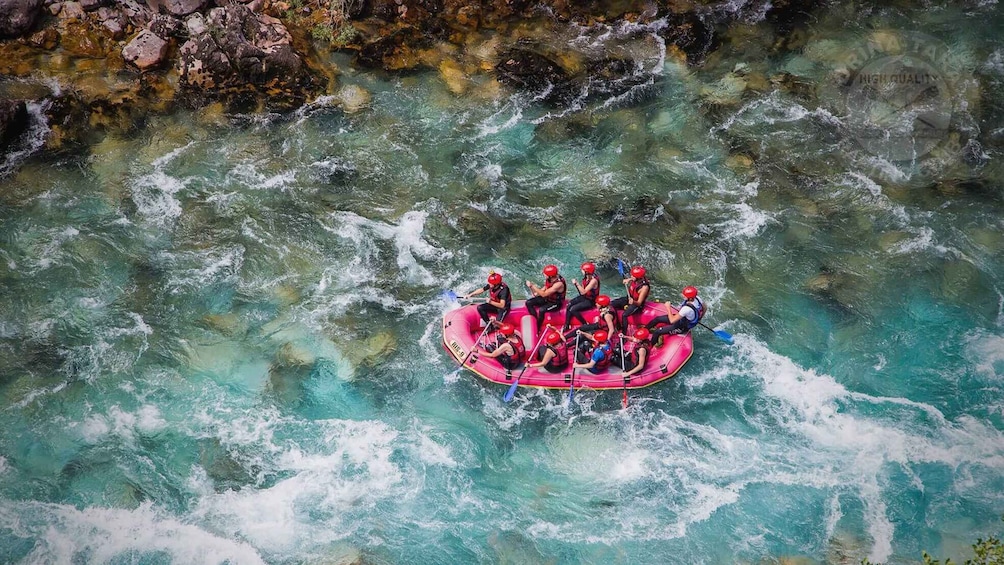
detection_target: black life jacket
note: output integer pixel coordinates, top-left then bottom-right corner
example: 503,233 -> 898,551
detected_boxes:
628,340 -> 651,368
490,283 -> 512,310
545,275 -> 566,304
599,308 -> 620,332
496,335 -> 525,364
581,273 -> 600,300
543,343 -> 568,368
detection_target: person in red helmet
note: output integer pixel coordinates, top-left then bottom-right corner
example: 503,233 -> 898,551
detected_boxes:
561,261 -> 601,333
573,329 -> 613,374
478,322 -> 525,370
648,285 -> 705,341
610,265 -> 650,330
562,294 -> 618,340
525,264 -> 566,329
464,272 -> 512,325
621,327 -> 653,379
526,330 -> 568,373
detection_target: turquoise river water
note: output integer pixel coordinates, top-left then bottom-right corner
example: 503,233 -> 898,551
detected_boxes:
2,2 -> 1004,564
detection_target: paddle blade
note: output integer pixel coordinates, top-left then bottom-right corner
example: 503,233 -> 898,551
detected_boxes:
504,379 -> 519,402
713,329 -> 734,344
616,259 -> 626,277
568,383 -> 574,403
442,289 -> 458,302
622,389 -> 628,408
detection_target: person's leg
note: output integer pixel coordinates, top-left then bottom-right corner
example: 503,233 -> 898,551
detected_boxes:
622,304 -> 643,330
525,296 -> 545,326
646,315 -> 671,329
476,303 -> 493,324
565,322 -> 600,340
565,296 -> 593,329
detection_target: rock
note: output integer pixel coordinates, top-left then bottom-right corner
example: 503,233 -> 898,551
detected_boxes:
661,10 -> 718,65
97,6 -> 127,38
25,26 -> 58,48
178,4 -> 315,108
438,59 -> 469,95
79,0 -> 103,11
185,11 -> 206,36
57,0 -> 82,18
119,0 -> 152,26
163,0 -> 203,16
343,331 -> 397,369
0,100 -> 30,152
0,0 -> 44,38
122,29 -> 169,71
336,84 -> 370,113
149,13 -> 186,39
494,46 -> 572,104
275,342 -> 315,368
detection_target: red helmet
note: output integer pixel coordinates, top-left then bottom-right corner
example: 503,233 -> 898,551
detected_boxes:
593,330 -> 609,343
634,327 -> 651,341
631,266 -> 646,279
580,262 -> 595,274
595,295 -> 611,307
488,273 -> 502,286
543,264 -> 559,277
499,323 -> 516,336
682,286 -> 698,299
545,332 -> 561,345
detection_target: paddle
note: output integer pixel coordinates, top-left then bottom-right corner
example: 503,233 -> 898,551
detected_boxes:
664,300 -> 734,345
504,325 -> 552,403
619,333 -> 628,408
568,332 -> 579,403
443,289 -> 487,304
449,323 -> 493,378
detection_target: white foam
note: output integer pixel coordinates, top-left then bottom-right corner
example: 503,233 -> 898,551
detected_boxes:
190,419 -> 411,554
2,500 -> 266,565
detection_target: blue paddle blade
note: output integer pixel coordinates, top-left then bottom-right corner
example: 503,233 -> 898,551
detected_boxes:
504,379 -> 519,402
568,383 -> 574,403
616,259 -> 626,277
442,289 -> 458,302
714,329 -> 734,344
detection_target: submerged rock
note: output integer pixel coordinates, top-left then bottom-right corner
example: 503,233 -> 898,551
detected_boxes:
494,45 -> 572,104
0,99 -> 30,152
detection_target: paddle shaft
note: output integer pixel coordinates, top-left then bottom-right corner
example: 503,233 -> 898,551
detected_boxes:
504,325 -> 553,402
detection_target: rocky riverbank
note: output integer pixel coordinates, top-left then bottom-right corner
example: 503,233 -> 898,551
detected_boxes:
0,0 -> 820,157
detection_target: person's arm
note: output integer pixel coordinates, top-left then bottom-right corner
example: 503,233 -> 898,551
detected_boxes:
465,284 -> 489,299
623,346 -> 648,377
582,278 -> 598,296
525,280 -> 541,296
528,348 -> 555,368
481,342 -> 512,359
573,357 -> 596,369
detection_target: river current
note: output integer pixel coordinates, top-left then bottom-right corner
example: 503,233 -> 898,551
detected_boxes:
2,2 -> 1004,564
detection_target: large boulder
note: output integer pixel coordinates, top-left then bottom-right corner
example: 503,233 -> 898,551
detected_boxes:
178,4 -> 316,108
0,100 -> 30,152
122,29 -> 169,70
163,0 -> 204,17
0,0 -> 44,38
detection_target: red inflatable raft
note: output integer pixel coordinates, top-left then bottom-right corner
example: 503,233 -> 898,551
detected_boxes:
442,300 -> 693,391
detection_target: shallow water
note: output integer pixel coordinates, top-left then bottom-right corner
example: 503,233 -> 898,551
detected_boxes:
2,2 -> 1004,564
